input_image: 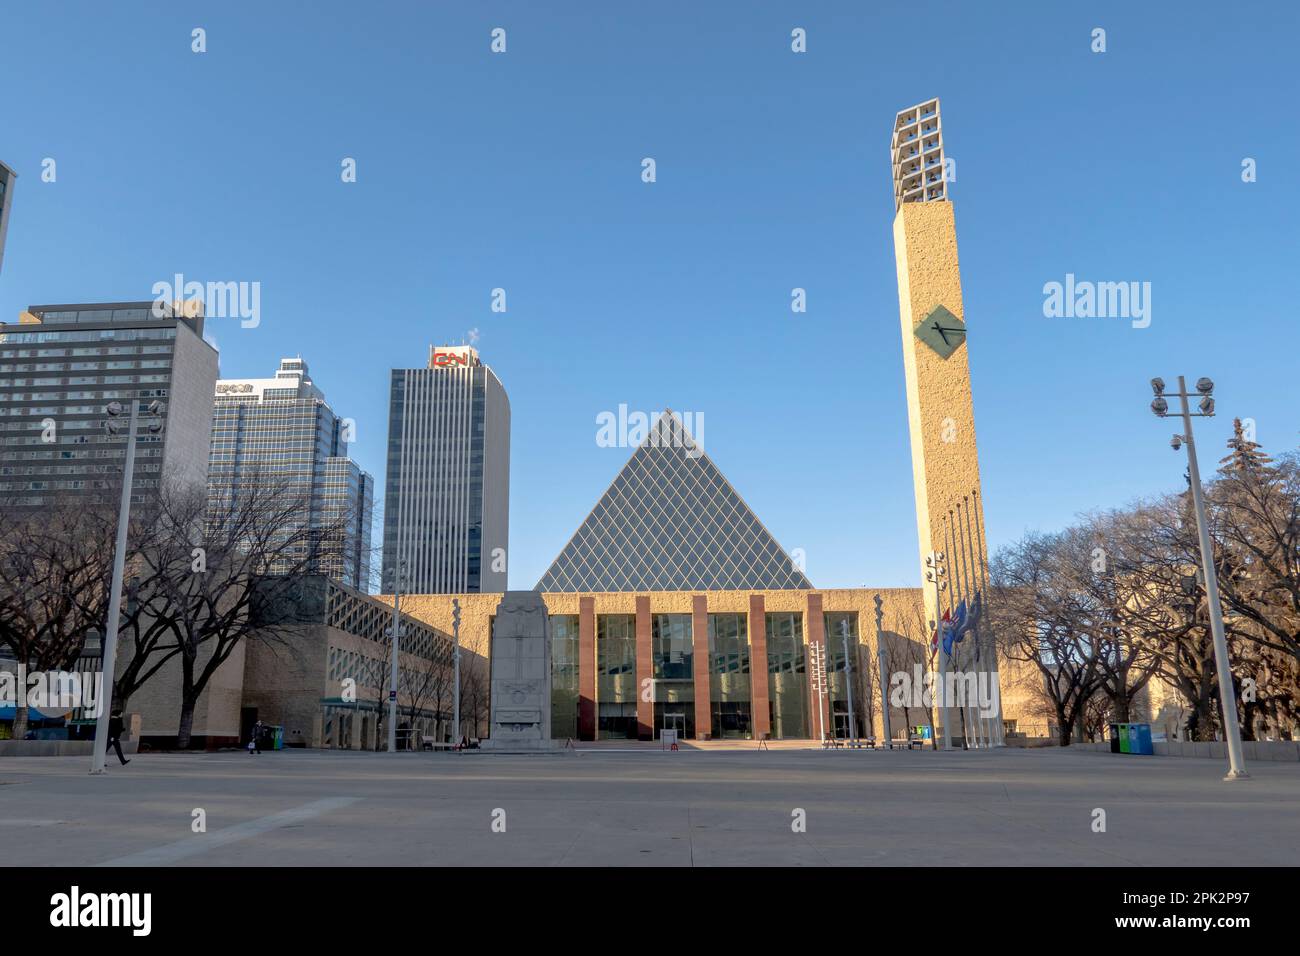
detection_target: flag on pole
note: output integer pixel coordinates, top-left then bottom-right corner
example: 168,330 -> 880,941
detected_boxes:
950,600 -> 968,644
930,608 -> 951,653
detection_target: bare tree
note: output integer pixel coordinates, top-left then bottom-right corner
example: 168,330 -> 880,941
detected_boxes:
0,499 -> 118,737
401,642 -> 454,744
147,476 -> 353,748
989,531 -> 1104,746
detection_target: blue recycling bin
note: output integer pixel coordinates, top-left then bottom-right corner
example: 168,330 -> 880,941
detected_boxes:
1128,723 -> 1153,755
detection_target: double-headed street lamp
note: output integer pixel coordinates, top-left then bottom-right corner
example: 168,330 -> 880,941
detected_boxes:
90,399 -> 162,775
1150,376 -> 1248,780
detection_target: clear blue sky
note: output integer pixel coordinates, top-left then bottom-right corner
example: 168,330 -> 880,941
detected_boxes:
3,1 -> 1297,590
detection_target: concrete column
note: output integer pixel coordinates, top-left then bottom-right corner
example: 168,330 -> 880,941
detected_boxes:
635,596 -> 653,740
806,593 -> 831,740
692,595 -> 710,739
748,594 -> 770,740
578,596 -> 596,740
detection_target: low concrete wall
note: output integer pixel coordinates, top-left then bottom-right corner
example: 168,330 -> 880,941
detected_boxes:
1004,734 -> 1059,748
0,739 -> 139,758
1068,739 -> 1300,761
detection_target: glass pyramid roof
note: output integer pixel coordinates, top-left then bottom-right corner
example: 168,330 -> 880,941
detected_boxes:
536,411 -> 814,592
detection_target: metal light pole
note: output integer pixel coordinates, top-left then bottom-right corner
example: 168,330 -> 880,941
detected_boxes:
925,550 -> 951,750
809,642 -> 826,743
91,400 -> 160,775
386,559 -> 405,753
1151,376 -> 1248,780
873,594 -> 891,747
451,598 -> 461,746
840,620 -> 855,744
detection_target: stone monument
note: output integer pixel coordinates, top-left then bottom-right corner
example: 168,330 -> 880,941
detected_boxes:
480,590 -> 559,752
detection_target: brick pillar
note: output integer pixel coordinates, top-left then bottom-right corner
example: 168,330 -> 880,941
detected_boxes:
635,596 -> 654,740
578,597 -> 596,740
806,593 -> 831,741
748,594 -> 770,739
692,595 -> 710,739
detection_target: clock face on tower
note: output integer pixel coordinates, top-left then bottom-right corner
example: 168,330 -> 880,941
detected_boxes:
913,304 -> 967,359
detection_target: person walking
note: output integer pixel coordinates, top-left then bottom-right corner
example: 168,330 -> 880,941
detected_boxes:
107,710 -> 130,766
248,719 -> 264,755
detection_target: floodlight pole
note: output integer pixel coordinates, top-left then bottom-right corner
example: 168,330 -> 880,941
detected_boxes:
1173,376 -> 1248,780
452,598 -> 461,747
926,552 -> 951,751
91,400 -> 139,775
841,622 -> 855,744
874,595 -> 891,747
387,563 -> 402,754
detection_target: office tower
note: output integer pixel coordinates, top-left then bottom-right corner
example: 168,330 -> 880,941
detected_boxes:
208,357 -> 374,590
0,161 -> 15,275
382,345 -> 509,594
0,301 -> 217,508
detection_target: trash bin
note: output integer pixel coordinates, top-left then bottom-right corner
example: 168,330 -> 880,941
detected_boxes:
1109,722 -> 1152,755
1128,723 -> 1153,755
257,724 -> 283,751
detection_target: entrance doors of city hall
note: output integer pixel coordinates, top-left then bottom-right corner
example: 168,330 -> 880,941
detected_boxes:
660,712 -> 685,740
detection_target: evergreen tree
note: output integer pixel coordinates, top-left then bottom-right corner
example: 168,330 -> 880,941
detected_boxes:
1218,418 -> 1273,475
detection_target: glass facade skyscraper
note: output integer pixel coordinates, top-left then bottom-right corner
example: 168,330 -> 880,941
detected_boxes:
208,357 -> 373,590
0,302 -> 218,508
382,346 -> 510,594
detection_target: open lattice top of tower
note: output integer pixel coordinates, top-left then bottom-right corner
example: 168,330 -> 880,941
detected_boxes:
891,98 -> 947,212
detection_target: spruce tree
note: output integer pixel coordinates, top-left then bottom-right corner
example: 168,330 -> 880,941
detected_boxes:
1218,418 -> 1273,475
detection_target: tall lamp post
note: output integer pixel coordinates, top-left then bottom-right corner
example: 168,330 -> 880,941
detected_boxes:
90,399 -> 162,775
839,618 -> 856,744
451,598 -> 461,746
924,550 -> 951,751
386,558 -> 406,753
874,594 -> 891,747
1150,375 -> 1248,780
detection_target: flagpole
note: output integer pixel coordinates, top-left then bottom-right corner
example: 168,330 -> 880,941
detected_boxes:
972,489 -> 1003,746
947,510 -> 968,750
943,515 -> 957,749
954,503 -> 974,749
957,500 -> 984,749
965,492 -> 991,747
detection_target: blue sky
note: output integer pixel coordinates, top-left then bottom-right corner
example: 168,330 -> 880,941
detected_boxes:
2,1 -> 1297,590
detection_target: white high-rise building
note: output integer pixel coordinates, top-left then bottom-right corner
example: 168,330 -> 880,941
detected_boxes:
382,345 -> 510,594
208,358 -> 374,591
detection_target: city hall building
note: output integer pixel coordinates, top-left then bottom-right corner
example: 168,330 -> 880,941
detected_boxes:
398,412 -> 935,742
393,101 -> 1038,745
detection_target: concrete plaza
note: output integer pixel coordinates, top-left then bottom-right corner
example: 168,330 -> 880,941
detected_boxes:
2,747 -> 1296,867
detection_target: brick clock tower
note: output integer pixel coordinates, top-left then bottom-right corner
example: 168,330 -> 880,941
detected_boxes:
891,99 -> 1002,746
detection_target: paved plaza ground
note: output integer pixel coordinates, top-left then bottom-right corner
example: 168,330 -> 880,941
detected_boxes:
2,746 -> 1296,867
